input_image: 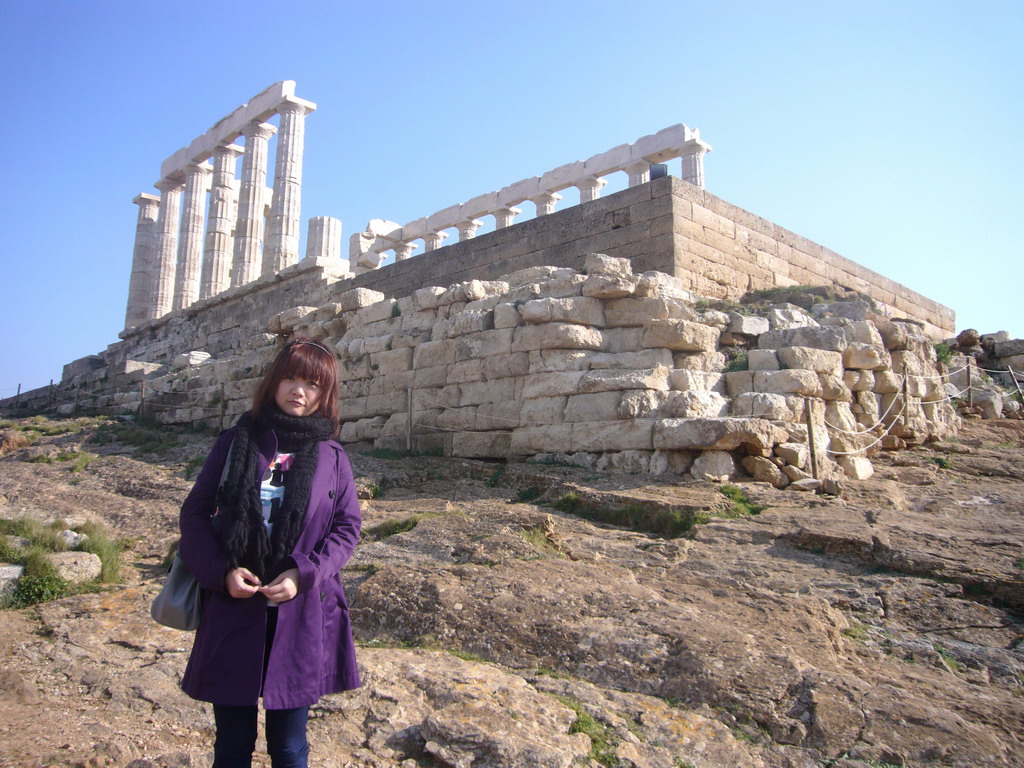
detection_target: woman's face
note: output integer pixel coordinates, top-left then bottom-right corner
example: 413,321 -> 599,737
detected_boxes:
274,375 -> 322,417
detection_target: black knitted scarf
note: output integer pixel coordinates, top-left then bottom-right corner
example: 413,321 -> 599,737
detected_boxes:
217,404 -> 333,581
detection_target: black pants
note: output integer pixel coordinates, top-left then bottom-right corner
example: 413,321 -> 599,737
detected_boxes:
212,608 -> 309,768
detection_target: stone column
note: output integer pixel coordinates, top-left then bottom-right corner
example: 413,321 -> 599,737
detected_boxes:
625,161 -> 650,187
575,176 -> 608,203
680,139 -> 712,189
172,162 -> 212,311
264,98 -> 315,275
456,219 -> 483,241
150,178 -> 184,319
493,206 -> 521,229
393,242 -> 418,261
530,192 -> 562,217
423,232 -> 449,252
124,193 -> 160,328
231,121 -> 276,287
305,216 -> 343,260
200,143 -> 242,299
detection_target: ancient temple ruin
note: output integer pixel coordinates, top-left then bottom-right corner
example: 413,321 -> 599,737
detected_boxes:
9,82 -> 999,484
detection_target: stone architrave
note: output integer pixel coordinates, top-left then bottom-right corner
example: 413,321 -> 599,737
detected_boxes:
172,162 -> 212,310
305,216 -> 343,261
680,138 -> 712,188
530,193 -> 562,217
493,206 -> 521,229
264,98 -> 316,275
200,143 -> 243,299
625,161 -> 650,187
575,176 -> 608,203
150,177 -> 184,319
231,121 -> 276,287
124,193 -> 160,328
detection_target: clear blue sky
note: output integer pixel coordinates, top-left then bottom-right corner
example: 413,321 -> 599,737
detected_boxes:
1,0 -> 1020,394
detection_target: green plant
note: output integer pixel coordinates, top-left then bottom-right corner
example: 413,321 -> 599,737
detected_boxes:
485,465 -> 506,487
930,456 -> 953,470
724,350 -> 749,373
554,694 -> 618,767
6,548 -> 70,608
184,456 -> 205,478
717,485 -> 766,517
26,454 -> 54,464
0,518 -> 66,552
934,645 -> 962,673
390,303 -> 401,318
52,451 -> 96,472
515,486 -> 543,503
934,342 -> 953,365
74,521 -> 123,582
1014,557 -> 1024,572
519,527 -> 566,559
841,620 -> 868,642
364,447 -> 407,460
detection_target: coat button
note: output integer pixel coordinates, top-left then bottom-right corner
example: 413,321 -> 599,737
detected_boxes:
320,591 -> 326,601
328,490 -> 335,499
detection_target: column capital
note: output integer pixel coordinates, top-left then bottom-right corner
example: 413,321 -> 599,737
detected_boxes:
394,242 -> 419,261
241,121 -> 277,140
214,142 -> 245,158
423,231 -> 450,251
530,192 -> 562,217
185,161 -> 213,176
575,176 -> 608,202
279,96 -> 317,116
625,161 -> 650,187
492,206 -> 521,229
456,219 -> 484,241
133,192 -> 160,205
154,177 -> 184,193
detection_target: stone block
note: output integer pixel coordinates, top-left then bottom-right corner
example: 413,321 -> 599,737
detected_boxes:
412,286 -> 447,311
353,299 -> 398,326
521,370 -> 586,399
369,347 -> 413,376
578,366 -> 670,393
446,309 -> 495,338
483,352 -> 529,379
641,319 -> 719,351
725,371 -> 755,397
571,419 -> 655,452
528,350 -> 596,372
564,392 -> 623,422
673,351 -> 727,371
436,407 -> 478,431
758,325 -> 848,352
511,424 -> 573,454
452,431 -> 512,459
774,442 -> 808,468
173,351 -> 212,369
741,456 -> 789,488
46,552 -> 102,584
500,266 -> 576,288
765,306 -> 818,330
753,369 -> 823,397
521,396 -> 567,424
494,303 -> 523,329
663,390 -> 729,418
839,320 -> 884,346
413,365 -> 448,389
728,313 -> 769,336
617,389 -> 668,419
844,370 -> 875,392
582,274 -> 639,299
838,455 -> 875,480
602,327 -> 643,353
519,297 -> 606,327
588,349 -> 674,370
993,339 -> 1024,358
653,418 -> 788,451
730,392 -> 796,420
747,349 -> 779,371
843,343 -> 891,371
446,359 -> 485,384
584,252 -> 633,276
340,416 -> 387,442
872,371 -> 901,394
476,401 -> 523,430
413,340 -> 455,369
691,451 -> 735,481
453,329 -> 516,361
776,347 -> 843,376
268,305 -> 319,334
512,323 -> 604,353
604,297 -> 695,327
459,377 -> 518,407
441,279 -> 510,305
596,451 -> 653,474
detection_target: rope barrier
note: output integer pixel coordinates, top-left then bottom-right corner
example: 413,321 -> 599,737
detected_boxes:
824,398 -> 908,456
823,374 -> 906,435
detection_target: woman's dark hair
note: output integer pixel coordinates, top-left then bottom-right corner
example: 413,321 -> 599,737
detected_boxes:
251,338 -> 341,435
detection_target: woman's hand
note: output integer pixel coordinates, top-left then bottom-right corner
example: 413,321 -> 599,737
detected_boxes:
225,567 -> 261,598
259,568 -> 300,603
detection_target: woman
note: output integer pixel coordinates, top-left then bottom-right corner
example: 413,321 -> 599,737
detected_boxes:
178,339 -> 361,768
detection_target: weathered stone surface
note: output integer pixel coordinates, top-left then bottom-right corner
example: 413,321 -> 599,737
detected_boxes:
642,319 -> 719,351
518,296 -> 605,327
843,343 -> 891,371
837,455 -> 875,480
564,392 -> 622,423
669,370 -> 725,392
663,390 -> 729,418
0,563 -> 25,601
587,349 -> 673,370
777,346 -> 843,376
511,323 -> 603,353
754,369 -> 824,397
748,349 -> 779,371
775,442 -> 809,468
993,339 -> 1024,358
741,455 -> 789,488
731,392 -> 797,420
728,312 -> 770,336
603,297 -> 695,327
584,252 -> 632,276
521,371 -> 585,399
653,418 -> 788,451
571,420 -> 655,452
691,450 -> 735,481
758,325 -> 848,352
617,390 -> 668,420
581,274 -> 639,299
578,366 -> 670,394
765,305 -> 818,330
45,552 -> 102,584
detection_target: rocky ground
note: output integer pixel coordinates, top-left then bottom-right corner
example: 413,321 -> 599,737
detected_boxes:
0,414 -> 1022,768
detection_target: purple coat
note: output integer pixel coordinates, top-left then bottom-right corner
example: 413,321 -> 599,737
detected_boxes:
178,426 -> 362,709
